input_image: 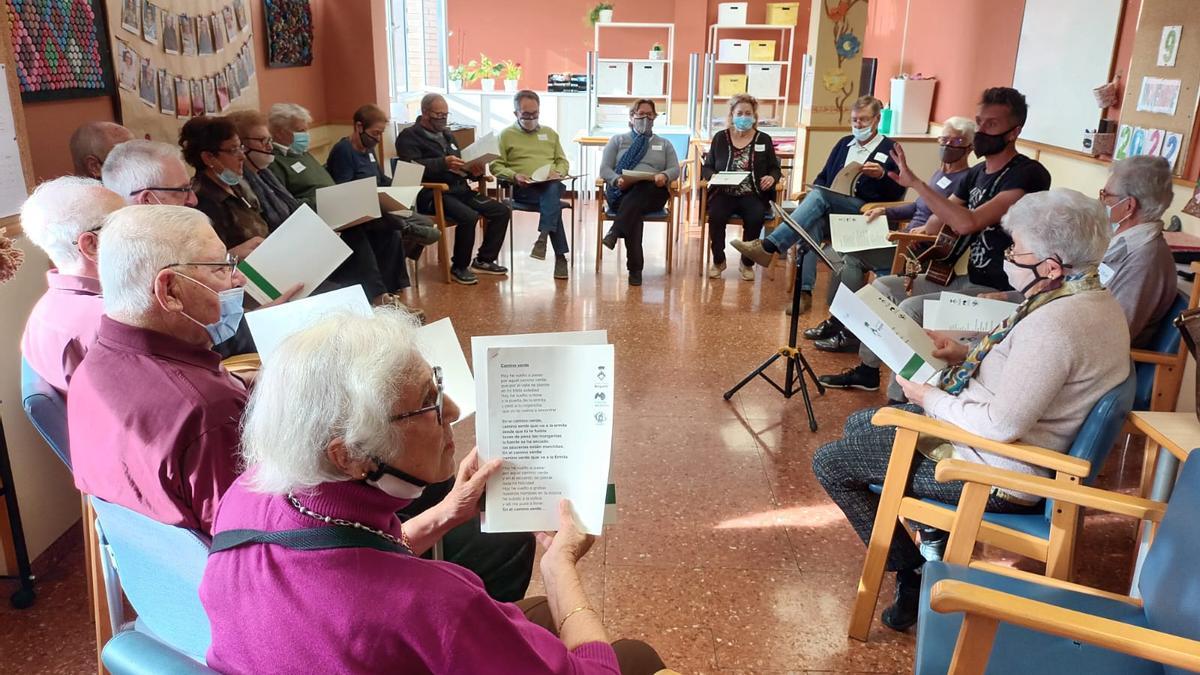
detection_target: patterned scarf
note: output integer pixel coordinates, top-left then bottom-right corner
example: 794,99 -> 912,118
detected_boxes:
937,271 -> 1103,394
605,131 -> 651,209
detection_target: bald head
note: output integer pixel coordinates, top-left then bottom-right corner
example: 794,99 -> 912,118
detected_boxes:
70,122 -> 135,179
20,177 -> 125,275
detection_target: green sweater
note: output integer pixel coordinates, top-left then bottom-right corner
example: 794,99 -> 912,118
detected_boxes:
490,124 -> 569,181
267,144 -> 336,209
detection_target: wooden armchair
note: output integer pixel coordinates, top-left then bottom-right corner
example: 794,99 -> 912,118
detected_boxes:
1129,261 -> 1200,413
420,182 -> 454,284
594,178 -> 679,274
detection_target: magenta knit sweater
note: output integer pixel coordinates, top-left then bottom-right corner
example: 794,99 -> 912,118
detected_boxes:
199,475 -> 618,674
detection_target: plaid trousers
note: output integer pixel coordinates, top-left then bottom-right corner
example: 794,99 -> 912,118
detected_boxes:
812,404 -> 1041,572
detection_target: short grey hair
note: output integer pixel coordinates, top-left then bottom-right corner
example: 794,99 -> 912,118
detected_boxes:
69,122 -> 133,175
267,103 -> 313,132
241,307 -> 424,494
941,116 -> 977,144
1109,155 -> 1174,222
420,93 -> 445,113
20,177 -> 124,271
102,140 -> 185,202
1002,189 -> 1111,269
513,89 -> 539,110
99,205 -> 212,320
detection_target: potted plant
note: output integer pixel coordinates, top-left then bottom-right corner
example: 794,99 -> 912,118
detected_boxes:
448,65 -> 467,92
588,3 -> 614,25
649,42 -> 664,60
464,61 -> 481,89
476,54 -> 501,91
501,60 -> 522,92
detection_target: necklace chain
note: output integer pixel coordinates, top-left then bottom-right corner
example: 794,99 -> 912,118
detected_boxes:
286,493 -> 411,552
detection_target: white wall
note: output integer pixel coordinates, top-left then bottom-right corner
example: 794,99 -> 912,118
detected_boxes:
0,243 -> 80,574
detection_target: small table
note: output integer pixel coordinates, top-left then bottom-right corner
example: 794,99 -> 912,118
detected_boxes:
1127,411 -> 1200,595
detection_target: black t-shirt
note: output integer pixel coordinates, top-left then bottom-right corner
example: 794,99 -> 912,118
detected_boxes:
954,153 -> 1051,290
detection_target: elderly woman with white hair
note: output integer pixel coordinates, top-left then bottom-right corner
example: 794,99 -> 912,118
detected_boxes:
1098,155 -> 1178,347
265,102 -> 333,209
812,188 -> 1131,632
200,309 -> 666,674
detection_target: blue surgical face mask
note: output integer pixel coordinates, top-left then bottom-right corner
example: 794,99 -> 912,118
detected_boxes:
176,274 -> 245,344
1105,197 -> 1131,232
851,124 -> 875,143
216,168 -> 241,186
732,115 -> 755,132
290,131 -> 311,154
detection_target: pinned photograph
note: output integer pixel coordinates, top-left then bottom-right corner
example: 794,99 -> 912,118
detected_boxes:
138,57 -> 157,107
222,7 -> 238,43
162,12 -> 180,55
120,0 -> 141,35
179,13 -> 196,55
242,43 -> 256,77
203,77 -> 218,114
190,79 -> 205,116
158,69 -> 175,115
234,0 -> 250,31
235,57 -> 249,89
141,1 -> 160,45
196,15 -> 214,55
116,41 -> 138,92
175,76 -> 191,118
215,72 -> 231,111
224,65 -> 240,101
212,14 -> 227,51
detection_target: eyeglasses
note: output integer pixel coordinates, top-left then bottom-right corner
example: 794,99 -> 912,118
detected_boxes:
938,136 -> 971,148
128,185 -> 194,197
427,112 -> 449,120
216,146 -> 245,157
517,113 -> 539,120
1097,188 -> 1125,202
1003,245 -> 1034,263
163,252 -> 239,277
632,113 -> 657,120
391,366 -> 444,425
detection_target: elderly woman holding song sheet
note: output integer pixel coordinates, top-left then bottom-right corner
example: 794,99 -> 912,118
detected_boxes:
811,189 -> 1130,633
201,308 -> 665,675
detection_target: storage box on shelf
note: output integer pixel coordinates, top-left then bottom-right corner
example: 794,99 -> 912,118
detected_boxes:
718,74 -> 748,97
718,39 -> 751,62
717,2 -> 748,25
766,2 -> 800,25
596,62 -> 629,96
749,40 -> 776,61
631,62 -> 665,97
746,64 -> 783,98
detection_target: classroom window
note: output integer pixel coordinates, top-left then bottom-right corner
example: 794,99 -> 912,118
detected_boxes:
387,0 -> 448,95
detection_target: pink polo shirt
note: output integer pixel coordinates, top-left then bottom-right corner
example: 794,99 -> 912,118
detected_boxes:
20,271 -> 105,393
69,316 -> 246,534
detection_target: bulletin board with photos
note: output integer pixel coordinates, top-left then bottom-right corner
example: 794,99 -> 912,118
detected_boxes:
105,0 -> 259,142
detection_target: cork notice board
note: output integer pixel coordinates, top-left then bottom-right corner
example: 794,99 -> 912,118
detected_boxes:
1117,0 -> 1200,174
0,7 -> 34,233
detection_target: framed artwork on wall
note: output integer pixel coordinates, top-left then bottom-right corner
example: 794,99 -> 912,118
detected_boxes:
263,0 -> 312,68
6,0 -> 115,102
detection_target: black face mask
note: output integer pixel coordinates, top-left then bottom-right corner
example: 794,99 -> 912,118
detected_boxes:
939,145 -> 969,164
359,128 -> 379,150
974,126 -> 1017,157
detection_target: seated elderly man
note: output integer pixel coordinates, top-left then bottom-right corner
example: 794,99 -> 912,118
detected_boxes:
101,139 -> 198,207
1098,155 -> 1178,347
812,189 -> 1131,632
201,308 -> 664,674
70,205 -> 248,532
490,89 -> 572,280
69,121 -> 134,179
19,178 -> 126,394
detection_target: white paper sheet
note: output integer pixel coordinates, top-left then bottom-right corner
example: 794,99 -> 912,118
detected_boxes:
707,171 -> 751,187
315,177 -> 380,230
391,160 -> 426,187
923,292 -> 1017,333
0,65 -> 29,218
830,284 -> 946,384
413,318 -> 475,423
531,164 -> 553,182
621,169 -> 658,182
481,343 -> 614,534
244,285 -> 373,364
830,214 -> 895,253
377,186 -> 422,213
461,132 -> 500,164
237,204 -> 352,304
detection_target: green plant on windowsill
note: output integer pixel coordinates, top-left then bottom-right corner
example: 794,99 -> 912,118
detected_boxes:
476,54 -> 503,79
587,2 -> 614,26
501,60 -> 523,81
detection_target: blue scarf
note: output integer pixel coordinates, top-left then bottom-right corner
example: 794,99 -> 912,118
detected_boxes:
606,131 -> 651,209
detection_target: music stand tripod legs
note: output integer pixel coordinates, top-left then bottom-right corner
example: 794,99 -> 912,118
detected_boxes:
724,229 -> 827,431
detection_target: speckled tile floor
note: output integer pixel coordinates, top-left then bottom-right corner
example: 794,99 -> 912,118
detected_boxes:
0,205 -> 1143,673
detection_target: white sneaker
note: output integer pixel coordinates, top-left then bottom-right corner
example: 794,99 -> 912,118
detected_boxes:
739,264 -> 755,281
707,261 -> 727,278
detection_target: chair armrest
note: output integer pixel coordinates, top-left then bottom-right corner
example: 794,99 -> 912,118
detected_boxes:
421,182 -> 449,192
594,178 -> 606,188
870,407 -> 1092,477
966,561 -> 1143,607
930,580 -> 1200,672
934,459 -> 1167,522
887,231 -> 937,245
861,201 -> 910,212
1131,348 -> 1178,366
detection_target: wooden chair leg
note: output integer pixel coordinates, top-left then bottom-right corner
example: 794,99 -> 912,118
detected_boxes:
666,206 -> 674,275
1045,478 -> 1081,580
943,481 -> 991,565
81,493 -> 95,615
947,614 -> 1000,675
849,428 -> 921,641
595,195 -> 604,273
698,196 -> 708,277
433,195 -> 451,284
86,499 -> 111,675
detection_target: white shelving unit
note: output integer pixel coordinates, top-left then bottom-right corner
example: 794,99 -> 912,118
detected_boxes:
703,23 -> 796,131
590,22 -> 675,128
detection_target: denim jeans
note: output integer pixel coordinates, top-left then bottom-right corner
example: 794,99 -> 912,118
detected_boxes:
514,181 -> 569,255
763,187 -> 865,291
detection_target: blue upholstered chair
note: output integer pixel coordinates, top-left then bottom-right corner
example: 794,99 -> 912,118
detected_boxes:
102,631 -> 219,675
913,453 -> 1200,674
90,497 -> 213,664
848,367 -> 1137,641
1131,288 -> 1193,412
19,358 -> 70,469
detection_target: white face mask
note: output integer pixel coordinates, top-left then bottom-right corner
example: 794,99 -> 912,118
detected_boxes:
247,148 -> 276,170
364,461 -> 427,499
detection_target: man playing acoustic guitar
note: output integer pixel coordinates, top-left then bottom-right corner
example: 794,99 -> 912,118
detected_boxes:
819,87 -> 1051,399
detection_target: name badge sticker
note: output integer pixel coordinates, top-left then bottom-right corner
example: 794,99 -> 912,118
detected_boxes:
537,134 -> 549,141
368,152 -> 376,163
936,175 -> 952,190
652,144 -> 663,151
291,161 -> 306,173
754,144 -> 766,151
873,151 -> 889,163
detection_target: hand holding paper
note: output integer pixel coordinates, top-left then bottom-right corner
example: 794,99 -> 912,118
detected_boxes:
460,132 -> 500,165
707,171 -> 750,187
830,214 -> 894,253
316,177 -> 381,231
237,204 -> 353,304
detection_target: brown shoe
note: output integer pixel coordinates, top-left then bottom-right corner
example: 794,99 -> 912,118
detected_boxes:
730,239 -> 774,268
